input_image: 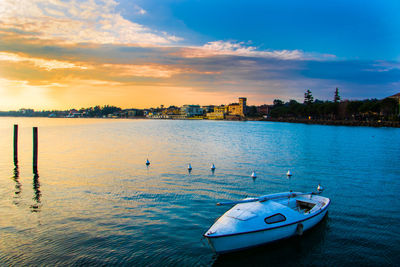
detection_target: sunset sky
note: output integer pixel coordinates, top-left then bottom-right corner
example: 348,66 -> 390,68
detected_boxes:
0,0 -> 399,110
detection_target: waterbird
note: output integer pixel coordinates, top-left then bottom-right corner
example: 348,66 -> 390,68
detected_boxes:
286,170 -> 292,177
251,171 -> 257,178
211,163 -> 216,171
146,159 -> 150,166
317,184 -> 324,192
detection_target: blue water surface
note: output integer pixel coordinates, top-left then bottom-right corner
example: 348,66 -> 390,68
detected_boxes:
0,118 -> 399,266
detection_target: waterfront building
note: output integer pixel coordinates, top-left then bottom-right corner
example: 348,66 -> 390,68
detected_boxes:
162,106 -> 185,119
66,109 -> 81,118
389,93 -> 400,115
162,106 -> 180,115
214,105 -> 226,113
206,111 -> 225,120
206,105 -> 226,120
257,104 -> 271,116
181,105 -> 203,117
202,105 -> 215,113
388,92 -> 400,101
124,109 -> 140,117
204,97 -> 248,119
226,97 -> 247,117
19,108 -> 34,115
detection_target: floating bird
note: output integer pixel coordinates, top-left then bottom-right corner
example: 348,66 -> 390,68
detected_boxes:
251,171 -> 257,178
211,163 -> 216,171
286,170 -> 292,177
317,184 -> 324,192
188,163 -> 192,171
146,159 -> 150,166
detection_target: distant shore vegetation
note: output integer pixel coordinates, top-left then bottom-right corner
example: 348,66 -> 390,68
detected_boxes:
1,88 -> 399,127
268,89 -> 399,122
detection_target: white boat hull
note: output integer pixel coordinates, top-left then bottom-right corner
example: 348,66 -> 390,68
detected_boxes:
204,193 -> 330,254
206,208 -> 328,253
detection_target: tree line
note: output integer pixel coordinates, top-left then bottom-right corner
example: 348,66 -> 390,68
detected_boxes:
0,105 -> 125,117
268,88 -> 399,121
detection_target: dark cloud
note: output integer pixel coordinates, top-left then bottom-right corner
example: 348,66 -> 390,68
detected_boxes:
302,60 -> 400,85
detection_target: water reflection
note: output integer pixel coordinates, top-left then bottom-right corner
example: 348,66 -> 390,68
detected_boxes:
0,118 -> 398,266
212,214 -> 330,266
12,162 -> 21,205
31,170 -> 41,212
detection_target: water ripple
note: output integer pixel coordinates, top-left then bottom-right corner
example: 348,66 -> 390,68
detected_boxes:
0,118 -> 399,266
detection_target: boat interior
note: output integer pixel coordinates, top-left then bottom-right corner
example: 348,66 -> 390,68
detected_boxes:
276,195 -> 323,214
295,200 -> 315,213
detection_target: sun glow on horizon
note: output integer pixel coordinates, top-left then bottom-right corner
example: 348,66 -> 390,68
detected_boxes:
0,0 -> 398,110
0,76 -> 260,110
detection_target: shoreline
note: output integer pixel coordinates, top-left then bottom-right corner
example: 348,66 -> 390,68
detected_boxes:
259,118 -> 400,128
1,115 -> 399,128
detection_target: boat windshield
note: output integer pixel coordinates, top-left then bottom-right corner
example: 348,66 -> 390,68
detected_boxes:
264,213 -> 286,224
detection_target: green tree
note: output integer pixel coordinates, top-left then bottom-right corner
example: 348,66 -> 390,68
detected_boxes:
380,98 -> 398,119
101,105 -> 122,116
93,105 -> 101,117
304,89 -> 314,105
334,88 -> 340,103
287,99 -> 303,117
247,105 -> 259,117
346,101 -> 362,119
323,102 -> 337,119
273,99 -> 284,107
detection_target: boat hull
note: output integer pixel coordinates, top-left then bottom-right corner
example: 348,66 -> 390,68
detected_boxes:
205,207 -> 328,254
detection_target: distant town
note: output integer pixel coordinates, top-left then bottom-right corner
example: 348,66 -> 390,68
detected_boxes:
1,89 -> 399,127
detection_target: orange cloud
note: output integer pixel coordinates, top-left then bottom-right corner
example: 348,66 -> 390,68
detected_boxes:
101,64 -> 181,78
100,64 -> 220,78
0,0 -> 181,45
0,52 -> 88,70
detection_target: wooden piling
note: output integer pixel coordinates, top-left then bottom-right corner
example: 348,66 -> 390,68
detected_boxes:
33,127 -> 38,172
13,124 -> 18,164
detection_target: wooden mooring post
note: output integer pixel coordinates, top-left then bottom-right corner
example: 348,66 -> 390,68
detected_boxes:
33,127 -> 38,173
13,124 -> 18,164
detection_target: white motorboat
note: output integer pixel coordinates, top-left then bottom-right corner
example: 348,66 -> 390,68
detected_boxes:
203,187 -> 330,254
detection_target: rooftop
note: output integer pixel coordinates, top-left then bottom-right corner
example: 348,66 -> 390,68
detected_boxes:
389,92 -> 400,98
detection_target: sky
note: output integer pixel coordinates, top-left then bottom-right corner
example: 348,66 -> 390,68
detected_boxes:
0,0 -> 399,110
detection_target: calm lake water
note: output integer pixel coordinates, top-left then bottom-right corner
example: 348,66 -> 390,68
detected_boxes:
0,117 -> 399,266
